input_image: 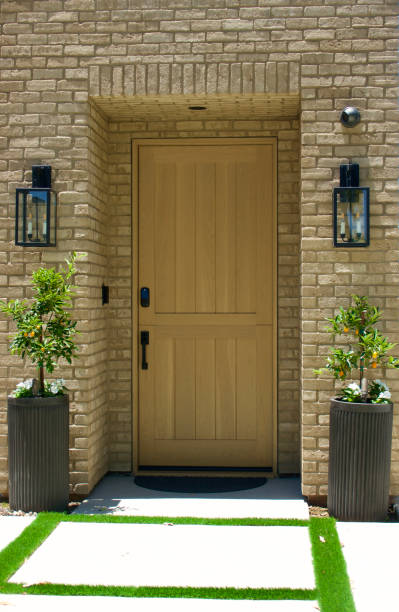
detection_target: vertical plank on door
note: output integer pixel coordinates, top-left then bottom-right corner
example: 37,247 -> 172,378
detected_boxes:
139,329 -> 154,445
256,146 -> 274,325
154,336 -> 175,440
196,162 -> 216,313
139,148 -> 155,318
256,325 -> 273,465
175,337 -> 196,439
236,336 -> 257,440
216,337 -> 236,440
196,338 -> 216,440
155,163 -> 176,313
216,161 -> 237,313
176,162 -> 196,313
236,160 -> 257,313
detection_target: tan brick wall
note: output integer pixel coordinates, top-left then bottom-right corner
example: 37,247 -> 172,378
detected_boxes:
0,0 -> 398,498
300,3 -> 399,499
83,101 -> 109,492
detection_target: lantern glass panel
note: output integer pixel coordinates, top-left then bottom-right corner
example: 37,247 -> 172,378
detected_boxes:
50,191 -> 57,246
333,187 -> 369,247
27,190 -> 47,243
15,188 -> 56,247
16,193 -> 24,243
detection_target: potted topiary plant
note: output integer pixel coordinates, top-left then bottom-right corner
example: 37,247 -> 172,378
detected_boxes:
315,295 -> 399,521
0,252 -> 81,512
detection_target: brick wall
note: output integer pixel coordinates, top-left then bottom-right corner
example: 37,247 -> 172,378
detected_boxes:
299,3 -> 399,500
0,0 -> 398,498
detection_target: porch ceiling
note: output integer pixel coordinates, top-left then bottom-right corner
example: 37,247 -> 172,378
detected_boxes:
90,93 -> 300,122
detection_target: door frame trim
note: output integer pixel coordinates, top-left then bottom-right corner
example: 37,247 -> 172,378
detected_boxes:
131,137 -> 278,476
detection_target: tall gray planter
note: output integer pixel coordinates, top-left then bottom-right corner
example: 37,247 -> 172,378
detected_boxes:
8,395 -> 69,512
328,398 -> 393,522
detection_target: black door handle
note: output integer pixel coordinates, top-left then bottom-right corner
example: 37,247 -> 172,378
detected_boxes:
141,331 -> 149,370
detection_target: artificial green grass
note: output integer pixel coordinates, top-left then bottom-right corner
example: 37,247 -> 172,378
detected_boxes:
0,512 -> 355,607
61,513 -> 309,527
1,583 -> 316,600
0,513 -> 59,583
310,517 -> 356,612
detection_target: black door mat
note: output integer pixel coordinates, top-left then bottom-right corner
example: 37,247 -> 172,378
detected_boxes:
134,476 -> 267,494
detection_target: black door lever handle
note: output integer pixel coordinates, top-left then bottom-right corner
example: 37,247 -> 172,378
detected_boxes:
141,331 -> 149,370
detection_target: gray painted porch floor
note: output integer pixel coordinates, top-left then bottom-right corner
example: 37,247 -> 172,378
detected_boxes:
73,473 -> 309,519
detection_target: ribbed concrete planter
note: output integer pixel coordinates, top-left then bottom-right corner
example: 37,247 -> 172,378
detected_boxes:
328,398 -> 393,522
8,395 -> 69,512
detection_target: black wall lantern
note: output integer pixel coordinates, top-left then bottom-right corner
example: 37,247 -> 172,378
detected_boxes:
333,163 -> 369,247
15,165 -> 56,247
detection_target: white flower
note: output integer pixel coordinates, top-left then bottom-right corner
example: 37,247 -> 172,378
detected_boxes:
17,379 -> 33,389
47,378 -> 66,395
347,382 -> 361,393
374,379 -> 388,391
378,390 -> 391,400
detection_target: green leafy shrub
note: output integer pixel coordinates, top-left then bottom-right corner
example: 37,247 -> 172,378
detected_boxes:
314,295 -> 399,403
0,253 -> 81,396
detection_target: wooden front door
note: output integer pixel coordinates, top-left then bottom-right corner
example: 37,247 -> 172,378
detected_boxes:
135,138 -> 276,470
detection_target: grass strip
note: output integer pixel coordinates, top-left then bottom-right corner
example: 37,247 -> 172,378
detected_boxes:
0,583 -> 316,600
309,517 -> 356,612
0,513 -> 59,583
61,513 -> 309,527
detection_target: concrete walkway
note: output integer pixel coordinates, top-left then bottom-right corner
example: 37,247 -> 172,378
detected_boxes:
336,522 -> 399,612
0,594 -> 320,611
0,516 -> 35,550
0,475 -> 397,611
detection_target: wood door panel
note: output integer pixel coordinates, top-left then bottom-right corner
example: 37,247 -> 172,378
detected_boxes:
236,161 -> 257,313
175,337 -> 196,440
139,145 -> 274,318
138,325 -> 273,467
196,338 -> 216,440
216,161 -> 237,313
154,336 -> 174,440
176,163 -> 196,313
140,439 -> 269,468
196,162 -> 216,313
137,139 -> 275,469
215,338 -> 236,440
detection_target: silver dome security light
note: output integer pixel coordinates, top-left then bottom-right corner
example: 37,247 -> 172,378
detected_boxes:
340,107 -> 361,128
